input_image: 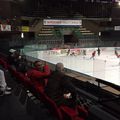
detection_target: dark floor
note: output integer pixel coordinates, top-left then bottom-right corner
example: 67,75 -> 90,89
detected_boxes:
0,94 -> 34,120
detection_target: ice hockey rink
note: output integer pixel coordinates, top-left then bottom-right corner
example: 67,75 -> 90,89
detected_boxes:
25,47 -> 120,87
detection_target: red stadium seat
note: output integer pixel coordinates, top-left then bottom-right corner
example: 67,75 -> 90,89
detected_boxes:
76,105 -> 88,118
60,105 -> 86,120
60,105 -> 79,120
34,86 -> 63,120
43,94 -> 63,120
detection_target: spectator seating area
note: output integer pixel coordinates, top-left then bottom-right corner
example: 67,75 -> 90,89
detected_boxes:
37,24 -> 97,41
73,27 -> 97,40
1,51 -> 120,120
36,24 -> 99,48
36,25 -> 63,45
0,52 -> 88,120
38,26 -> 63,40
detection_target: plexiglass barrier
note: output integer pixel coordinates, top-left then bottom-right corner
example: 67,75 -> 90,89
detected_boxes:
24,47 -> 120,86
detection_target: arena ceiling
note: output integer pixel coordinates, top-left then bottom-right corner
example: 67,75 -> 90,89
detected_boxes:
0,0 -> 118,19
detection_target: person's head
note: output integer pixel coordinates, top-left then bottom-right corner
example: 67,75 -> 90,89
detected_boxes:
9,49 -> 16,53
55,62 -> 64,72
9,49 -> 16,56
33,61 -> 43,70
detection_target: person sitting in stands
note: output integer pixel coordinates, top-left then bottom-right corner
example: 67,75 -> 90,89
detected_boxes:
8,49 -> 21,70
17,55 -> 28,74
45,63 -> 88,119
26,60 -> 51,88
0,69 -> 12,96
45,62 -> 77,108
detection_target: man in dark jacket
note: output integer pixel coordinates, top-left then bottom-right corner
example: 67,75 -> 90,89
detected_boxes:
45,62 -> 77,108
